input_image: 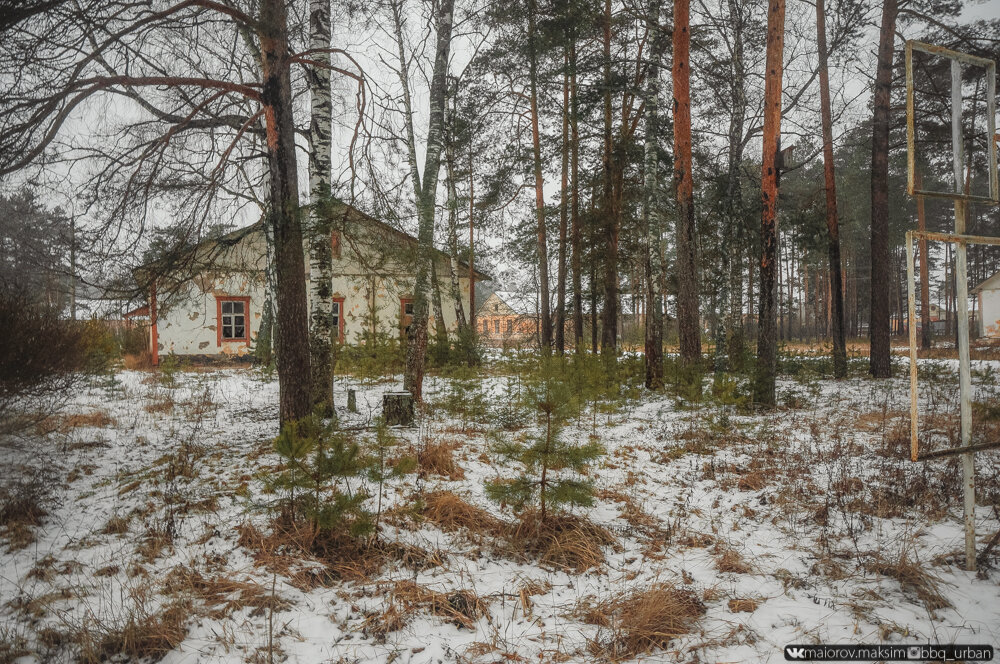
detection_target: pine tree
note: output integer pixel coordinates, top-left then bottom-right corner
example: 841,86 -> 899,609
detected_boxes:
270,414 -> 372,539
486,358 -> 604,522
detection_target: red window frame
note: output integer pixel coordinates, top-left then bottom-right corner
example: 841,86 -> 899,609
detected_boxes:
332,297 -> 345,343
400,297 -> 414,336
216,296 -> 251,346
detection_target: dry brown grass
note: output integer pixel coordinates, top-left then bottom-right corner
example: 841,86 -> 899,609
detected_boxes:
727,597 -> 759,613
162,566 -> 291,619
363,580 -> 488,641
416,440 -> 466,480
100,515 -> 130,536
421,490 -> 505,540
863,549 -> 951,611
0,479 -> 48,552
73,601 -> 189,664
585,583 -> 705,660
122,352 -> 153,370
714,546 -> 752,575
144,396 -> 175,415
503,510 -> 615,573
59,411 -> 117,431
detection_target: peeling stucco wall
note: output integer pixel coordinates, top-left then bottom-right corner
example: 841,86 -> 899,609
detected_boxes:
154,227 -> 476,357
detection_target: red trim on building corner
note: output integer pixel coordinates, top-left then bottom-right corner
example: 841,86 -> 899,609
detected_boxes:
150,281 -> 159,366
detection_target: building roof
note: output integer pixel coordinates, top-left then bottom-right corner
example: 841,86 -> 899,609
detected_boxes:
138,198 -> 491,282
490,290 -> 538,316
972,269 -> 1000,295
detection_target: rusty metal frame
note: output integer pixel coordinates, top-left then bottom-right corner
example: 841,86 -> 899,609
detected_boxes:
905,40 -> 998,204
904,41 -> 999,574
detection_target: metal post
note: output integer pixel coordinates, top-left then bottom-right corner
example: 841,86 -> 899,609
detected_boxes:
906,231 -> 918,462
951,58 -> 976,572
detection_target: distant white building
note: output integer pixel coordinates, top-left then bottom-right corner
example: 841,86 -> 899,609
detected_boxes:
138,201 -> 487,364
972,271 -> 1000,338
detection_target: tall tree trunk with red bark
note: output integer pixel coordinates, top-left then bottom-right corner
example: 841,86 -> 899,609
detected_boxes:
869,0 -> 897,378
752,0 -> 786,406
817,0 -> 847,378
673,0 -> 701,367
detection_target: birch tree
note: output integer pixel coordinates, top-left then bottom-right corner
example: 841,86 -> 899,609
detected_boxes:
390,0 -> 456,400
308,0 -> 336,412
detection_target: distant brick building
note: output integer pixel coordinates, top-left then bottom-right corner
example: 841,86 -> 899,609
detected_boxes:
477,291 -> 538,347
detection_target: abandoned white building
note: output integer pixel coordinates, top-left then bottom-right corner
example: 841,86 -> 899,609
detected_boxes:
140,202 -> 487,364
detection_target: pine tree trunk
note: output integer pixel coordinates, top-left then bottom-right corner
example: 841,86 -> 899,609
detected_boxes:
600,0 -> 618,356
307,0 -> 335,412
556,52 -> 569,355
817,0 -> 847,378
570,38 -> 584,351
752,0 -> 785,407
723,0 -> 747,369
673,0 -> 700,367
869,0 -> 897,378
527,0 -> 552,354
445,111 -> 467,330
261,0 -> 312,423
643,0 -> 665,389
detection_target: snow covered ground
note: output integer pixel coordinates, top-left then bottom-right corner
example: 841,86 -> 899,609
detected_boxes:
1,358 -> 999,663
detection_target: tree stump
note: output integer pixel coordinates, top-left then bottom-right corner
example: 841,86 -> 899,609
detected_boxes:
383,392 -> 414,426
347,389 -> 357,413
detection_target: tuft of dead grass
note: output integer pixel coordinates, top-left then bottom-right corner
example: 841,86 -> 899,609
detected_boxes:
59,411 -> 118,431
585,583 -> 705,660
162,566 -> 292,619
504,510 -> 616,573
714,546 -> 752,575
863,549 -> 951,611
421,490 -> 505,540
727,597 -> 758,613
0,478 -> 48,552
416,440 -> 466,480
73,601 -> 189,664
363,580 -> 489,641
100,515 -> 130,536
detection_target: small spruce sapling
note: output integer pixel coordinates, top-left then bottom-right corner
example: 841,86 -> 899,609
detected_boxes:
486,358 -> 604,522
270,414 -> 372,539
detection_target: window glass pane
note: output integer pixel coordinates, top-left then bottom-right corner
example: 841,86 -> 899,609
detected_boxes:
232,301 -> 244,314
234,325 -> 244,338
223,325 -> 233,338
332,302 -> 340,315
404,302 -> 414,315
222,301 -> 233,314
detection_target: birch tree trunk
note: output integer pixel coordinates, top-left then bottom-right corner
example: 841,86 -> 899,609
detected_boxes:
673,0 -> 701,367
752,0 -> 785,407
816,0 -> 847,378
869,0 -> 897,378
307,0 -> 335,412
260,0 -> 312,422
643,0 -> 665,389
400,0 -> 455,400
